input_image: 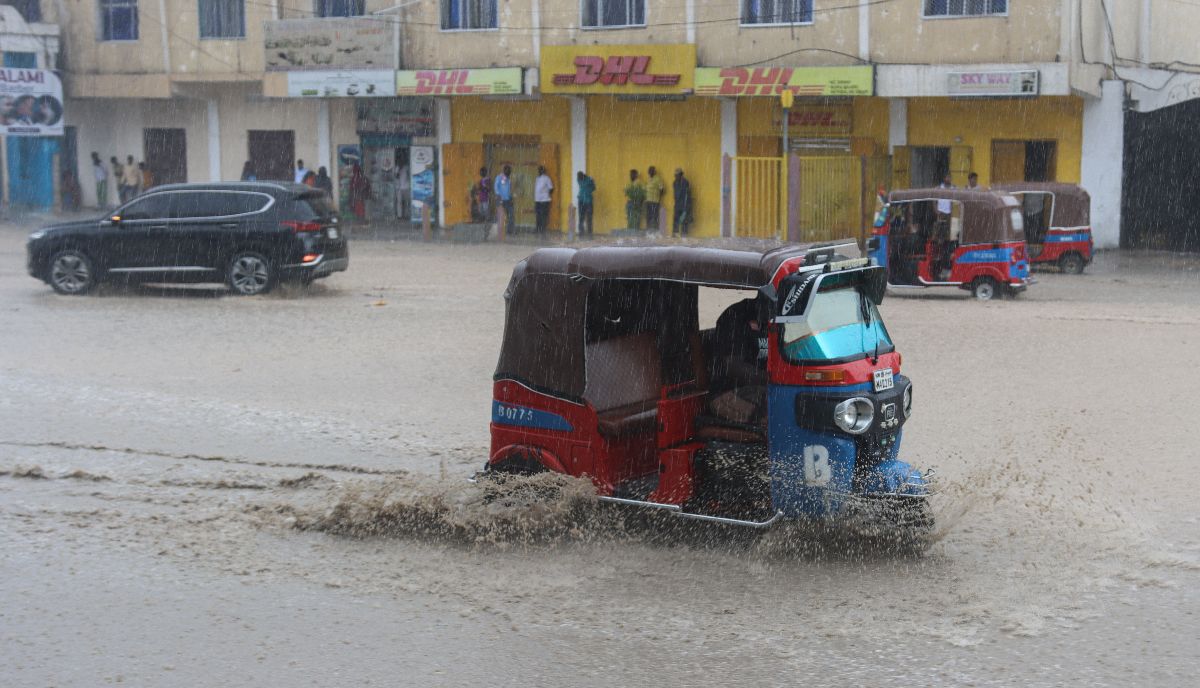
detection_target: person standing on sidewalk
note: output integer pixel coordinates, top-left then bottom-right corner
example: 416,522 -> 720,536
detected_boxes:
534,166 -> 553,235
295,159 -> 309,184
92,152 -> 108,209
672,168 -> 693,237
624,169 -> 645,230
121,155 -> 141,202
644,166 -> 665,232
576,171 -> 595,237
110,157 -> 124,202
494,165 -> 514,234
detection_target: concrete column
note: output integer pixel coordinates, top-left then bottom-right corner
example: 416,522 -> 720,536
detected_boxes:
686,0 -> 696,43
858,0 -> 870,62
1081,80 -> 1124,249
720,98 -> 737,237
888,98 -> 907,153
435,98 -> 451,228
317,100 -> 331,174
570,96 -> 586,205
206,99 -> 221,182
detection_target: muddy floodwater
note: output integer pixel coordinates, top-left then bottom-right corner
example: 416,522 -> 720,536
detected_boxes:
2,223 -> 1198,686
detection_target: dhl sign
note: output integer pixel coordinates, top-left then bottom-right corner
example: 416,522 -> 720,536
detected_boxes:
541,44 -> 695,94
396,68 -> 523,96
694,66 -> 873,97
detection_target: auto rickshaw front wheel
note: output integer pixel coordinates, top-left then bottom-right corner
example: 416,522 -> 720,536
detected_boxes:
971,277 -> 999,301
1059,252 -> 1086,275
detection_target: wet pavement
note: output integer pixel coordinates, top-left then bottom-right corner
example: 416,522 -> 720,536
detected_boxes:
2,221 -> 1199,686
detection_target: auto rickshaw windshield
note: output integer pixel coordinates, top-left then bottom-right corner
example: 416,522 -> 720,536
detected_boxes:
779,284 -> 893,364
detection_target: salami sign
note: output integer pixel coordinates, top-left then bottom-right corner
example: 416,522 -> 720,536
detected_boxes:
0,68 -> 64,136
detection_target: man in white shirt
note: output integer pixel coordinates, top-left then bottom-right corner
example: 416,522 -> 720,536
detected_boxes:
294,160 -> 308,184
534,166 -> 553,235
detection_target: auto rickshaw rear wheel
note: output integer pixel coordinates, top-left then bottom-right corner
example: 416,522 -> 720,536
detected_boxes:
1059,252 -> 1086,275
971,277 -> 998,301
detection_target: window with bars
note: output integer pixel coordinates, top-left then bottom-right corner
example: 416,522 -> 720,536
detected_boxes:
742,0 -> 813,25
315,0 -> 365,17
582,0 -> 645,28
99,0 -> 139,41
924,0 -> 1007,17
199,0 -> 245,39
442,0 -> 497,30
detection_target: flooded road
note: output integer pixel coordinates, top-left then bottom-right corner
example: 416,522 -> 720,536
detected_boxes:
2,224 -> 1198,686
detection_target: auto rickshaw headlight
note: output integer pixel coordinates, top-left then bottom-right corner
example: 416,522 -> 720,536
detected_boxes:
903,384 -> 913,419
834,397 -> 874,434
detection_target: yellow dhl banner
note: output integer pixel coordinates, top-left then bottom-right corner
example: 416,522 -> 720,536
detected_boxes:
541,44 -> 696,94
694,66 -> 873,97
397,68 -> 523,96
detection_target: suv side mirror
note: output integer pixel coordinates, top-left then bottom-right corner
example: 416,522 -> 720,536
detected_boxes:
102,215 -> 121,226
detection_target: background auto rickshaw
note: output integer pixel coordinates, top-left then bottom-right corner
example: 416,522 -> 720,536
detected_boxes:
992,182 -> 1093,274
487,241 -> 931,533
868,188 -> 1031,300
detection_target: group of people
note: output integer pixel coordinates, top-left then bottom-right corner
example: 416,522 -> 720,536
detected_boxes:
470,164 -> 550,234
91,152 -> 152,208
624,166 -> 693,236
467,164 -> 693,237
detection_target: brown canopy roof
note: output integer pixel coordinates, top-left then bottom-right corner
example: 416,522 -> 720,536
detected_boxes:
990,182 -> 1091,227
887,188 -> 1023,243
496,240 -> 859,400
511,239 -> 859,290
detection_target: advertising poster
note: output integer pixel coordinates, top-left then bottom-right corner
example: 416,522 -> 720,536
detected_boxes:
0,68 -> 65,136
409,146 -> 436,220
287,70 -> 394,98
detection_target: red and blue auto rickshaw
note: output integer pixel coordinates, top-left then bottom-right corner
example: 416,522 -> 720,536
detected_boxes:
486,241 -> 931,534
868,188 -> 1031,300
992,182 -> 1093,274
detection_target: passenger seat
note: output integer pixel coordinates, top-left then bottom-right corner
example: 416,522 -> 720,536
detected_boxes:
583,333 -> 662,437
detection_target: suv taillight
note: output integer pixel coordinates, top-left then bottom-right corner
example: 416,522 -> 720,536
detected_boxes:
282,220 -> 322,233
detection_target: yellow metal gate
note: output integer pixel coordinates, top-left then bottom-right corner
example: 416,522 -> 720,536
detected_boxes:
733,156 -> 784,238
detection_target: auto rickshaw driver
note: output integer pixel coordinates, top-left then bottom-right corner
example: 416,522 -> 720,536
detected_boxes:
706,297 -> 770,427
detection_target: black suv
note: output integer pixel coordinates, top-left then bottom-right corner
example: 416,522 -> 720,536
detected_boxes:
27,182 -> 349,296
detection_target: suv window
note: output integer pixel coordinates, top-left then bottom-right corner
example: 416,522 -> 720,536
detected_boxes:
171,191 -> 269,219
119,193 -> 173,221
290,192 -> 334,221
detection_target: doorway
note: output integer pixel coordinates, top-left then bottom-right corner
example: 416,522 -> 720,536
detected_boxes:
485,136 -> 540,230
363,143 -> 410,221
143,128 -> 186,186
247,130 -> 295,181
910,147 -> 949,188
991,140 -> 1057,183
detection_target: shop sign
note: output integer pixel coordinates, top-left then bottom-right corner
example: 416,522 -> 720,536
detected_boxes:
396,68 -> 523,96
0,68 -> 64,136
287,70 -> 394,98
264,18 -> 393,71
947,70 -> 1039,97
694,66 -> 873,97
540,44 -> 695,94
774,105 -> 853,138
356,99 -> 435,137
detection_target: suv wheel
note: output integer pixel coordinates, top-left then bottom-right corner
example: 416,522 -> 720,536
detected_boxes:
48,250 -> 96,295
227,251 -> 274,296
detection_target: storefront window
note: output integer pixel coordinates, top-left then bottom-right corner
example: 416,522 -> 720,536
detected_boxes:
741,0 -> 812,25
315,0 -> 365,17
582,0 -> 645,28
924,0 -> 1007,17
99,0 -> 139,41
199,0 -> 245,39
441,0 -> 497,30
